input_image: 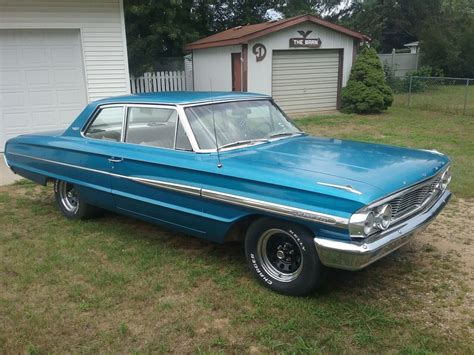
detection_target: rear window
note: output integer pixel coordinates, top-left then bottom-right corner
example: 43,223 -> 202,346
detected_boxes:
84,106 -> 124,142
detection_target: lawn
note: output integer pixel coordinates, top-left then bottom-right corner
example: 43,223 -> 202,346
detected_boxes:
393,83 -> 474,117
1,106 -> 473,353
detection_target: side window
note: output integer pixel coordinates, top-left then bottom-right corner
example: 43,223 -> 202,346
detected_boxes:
175,119 -> 193,151
126,107 -> 177,148
84,106 -> 124,142
126,106 -> 193,151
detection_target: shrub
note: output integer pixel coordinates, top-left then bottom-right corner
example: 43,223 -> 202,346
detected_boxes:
384,65 -> 445,94
341,47 -> 394,114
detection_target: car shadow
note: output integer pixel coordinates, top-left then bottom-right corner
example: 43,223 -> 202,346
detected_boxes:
98,211 -> 411,296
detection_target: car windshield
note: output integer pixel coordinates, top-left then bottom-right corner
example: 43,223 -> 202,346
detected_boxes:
184,100 -> 303,150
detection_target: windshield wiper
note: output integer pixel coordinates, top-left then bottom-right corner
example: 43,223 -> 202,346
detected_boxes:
269,132 -> 305,139
218,138 -> 269,150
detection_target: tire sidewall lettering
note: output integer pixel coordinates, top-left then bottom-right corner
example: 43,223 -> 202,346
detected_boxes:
250,253 -> 272,285
288,229 -> 307,253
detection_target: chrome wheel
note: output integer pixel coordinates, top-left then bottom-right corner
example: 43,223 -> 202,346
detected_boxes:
256,228 -> 303,282
57,181 -> 79,213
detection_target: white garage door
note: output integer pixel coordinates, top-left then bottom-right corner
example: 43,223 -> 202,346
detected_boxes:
272,50 -> 340,115
0,29 -> 87,150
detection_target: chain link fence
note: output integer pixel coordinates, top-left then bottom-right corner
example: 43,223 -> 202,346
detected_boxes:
394,76 -> 473,116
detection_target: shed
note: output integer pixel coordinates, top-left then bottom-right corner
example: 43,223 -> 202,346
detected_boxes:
0,0 -> 130,150
185,14 -> 367,116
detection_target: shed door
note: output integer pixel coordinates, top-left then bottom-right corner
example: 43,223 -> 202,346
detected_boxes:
272,50 -> 340,115
231,53 -> 242,91
0,29 -> 87,150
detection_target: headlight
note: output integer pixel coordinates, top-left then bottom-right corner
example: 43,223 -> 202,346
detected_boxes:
364,211 -> 376,235
375,204 -> 392,230
350,206 -> 391,238
349,211 -> 376,238
440,167 -> 451,190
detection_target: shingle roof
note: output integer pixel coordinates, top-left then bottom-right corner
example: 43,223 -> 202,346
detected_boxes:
184,14 -> 368,51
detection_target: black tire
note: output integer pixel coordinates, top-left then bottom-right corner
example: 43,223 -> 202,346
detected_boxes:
54,180 -> 100,220
245,217 -> 326,296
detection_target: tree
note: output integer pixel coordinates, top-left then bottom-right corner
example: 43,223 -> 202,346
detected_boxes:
420,1 -> 474,77
341,47 -> 393,114
125,0 -> 278,75
125,0 -> 201,75
274,0 -> 345,18
335,0 -> 444,53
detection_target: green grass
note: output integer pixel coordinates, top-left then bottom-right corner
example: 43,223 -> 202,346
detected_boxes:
0,181 -> 473,353
394,84 -> 474,116
1,104 -> 473,353
298,105 -> 474,198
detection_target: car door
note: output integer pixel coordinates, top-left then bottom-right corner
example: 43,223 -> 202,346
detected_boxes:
76,104 -> 126,210
108,104 -> 210,237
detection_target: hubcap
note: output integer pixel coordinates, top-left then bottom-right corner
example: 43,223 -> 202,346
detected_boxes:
58,181 -> 79,213
256,229 -> 303,283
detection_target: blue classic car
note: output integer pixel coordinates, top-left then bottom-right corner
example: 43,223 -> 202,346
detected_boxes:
4,92 -> 452,295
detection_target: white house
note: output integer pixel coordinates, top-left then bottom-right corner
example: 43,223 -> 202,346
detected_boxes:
185,14 -> 368,116
0,0 -> 130,152
404,41 -> 420,54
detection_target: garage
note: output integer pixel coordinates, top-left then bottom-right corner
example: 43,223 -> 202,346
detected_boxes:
0,0 -> 132,156
0,29 -> 87,148
185,14 -> 368,115
272,50 -> 341,115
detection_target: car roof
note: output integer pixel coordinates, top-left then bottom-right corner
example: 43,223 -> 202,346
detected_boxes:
94,91 -> 271,106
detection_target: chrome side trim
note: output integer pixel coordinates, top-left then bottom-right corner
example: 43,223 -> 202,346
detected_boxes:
317,182 -> 362,195
8,152 -> 349,227
7,152 -> 200,197
9,152 -> 118,177
129,176 -> 201,196
202,188 -> 349,227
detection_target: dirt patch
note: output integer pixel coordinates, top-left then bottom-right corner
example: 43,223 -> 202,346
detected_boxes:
422,197 -> 474,270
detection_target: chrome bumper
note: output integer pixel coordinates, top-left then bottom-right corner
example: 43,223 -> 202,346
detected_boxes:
314,190 -> 452,271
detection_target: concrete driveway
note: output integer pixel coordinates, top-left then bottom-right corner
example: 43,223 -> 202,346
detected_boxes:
0,154 -> 20,185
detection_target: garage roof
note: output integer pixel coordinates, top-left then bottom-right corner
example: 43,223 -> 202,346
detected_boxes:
184,14 -> 368,51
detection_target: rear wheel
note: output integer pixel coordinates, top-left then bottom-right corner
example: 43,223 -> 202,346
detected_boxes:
54,180 -> 100,220
245,217 -> 325,296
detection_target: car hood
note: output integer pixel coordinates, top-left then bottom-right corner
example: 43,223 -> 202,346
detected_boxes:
219,135 -> 450,204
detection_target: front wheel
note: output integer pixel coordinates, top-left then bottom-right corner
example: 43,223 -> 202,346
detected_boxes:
245,218 -> 325,296
54,180 -> 100,220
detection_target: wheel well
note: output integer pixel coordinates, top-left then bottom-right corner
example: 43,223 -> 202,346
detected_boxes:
45,177 -> 55,186
223,214 -> 315,243
223,215 -> 261,242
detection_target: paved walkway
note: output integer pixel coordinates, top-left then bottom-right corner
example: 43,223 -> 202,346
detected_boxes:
0,154 -> 21,186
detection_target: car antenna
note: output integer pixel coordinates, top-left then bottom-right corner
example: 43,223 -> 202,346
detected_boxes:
210,79 -> 223,168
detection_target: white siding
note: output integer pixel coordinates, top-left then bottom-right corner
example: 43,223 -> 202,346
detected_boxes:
247,22 -> 354,96
0,0 -> 130,102
192,45 -> 242,91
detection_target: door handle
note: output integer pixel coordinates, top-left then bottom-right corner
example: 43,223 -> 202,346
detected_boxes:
108,157 -> 123,163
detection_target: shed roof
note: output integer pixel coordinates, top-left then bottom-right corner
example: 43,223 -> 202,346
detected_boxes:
184,14 -> 368,51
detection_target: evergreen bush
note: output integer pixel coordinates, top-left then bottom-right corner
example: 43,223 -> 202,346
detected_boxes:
341,47 -> 394,114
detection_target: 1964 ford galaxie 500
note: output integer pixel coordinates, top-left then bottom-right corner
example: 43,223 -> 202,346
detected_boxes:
4,92 -> 452,295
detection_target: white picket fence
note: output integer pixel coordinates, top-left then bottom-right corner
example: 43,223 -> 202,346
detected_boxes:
130,71 -> 188,93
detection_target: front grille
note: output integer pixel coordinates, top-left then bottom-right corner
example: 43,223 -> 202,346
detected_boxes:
389,174 -> 442,220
